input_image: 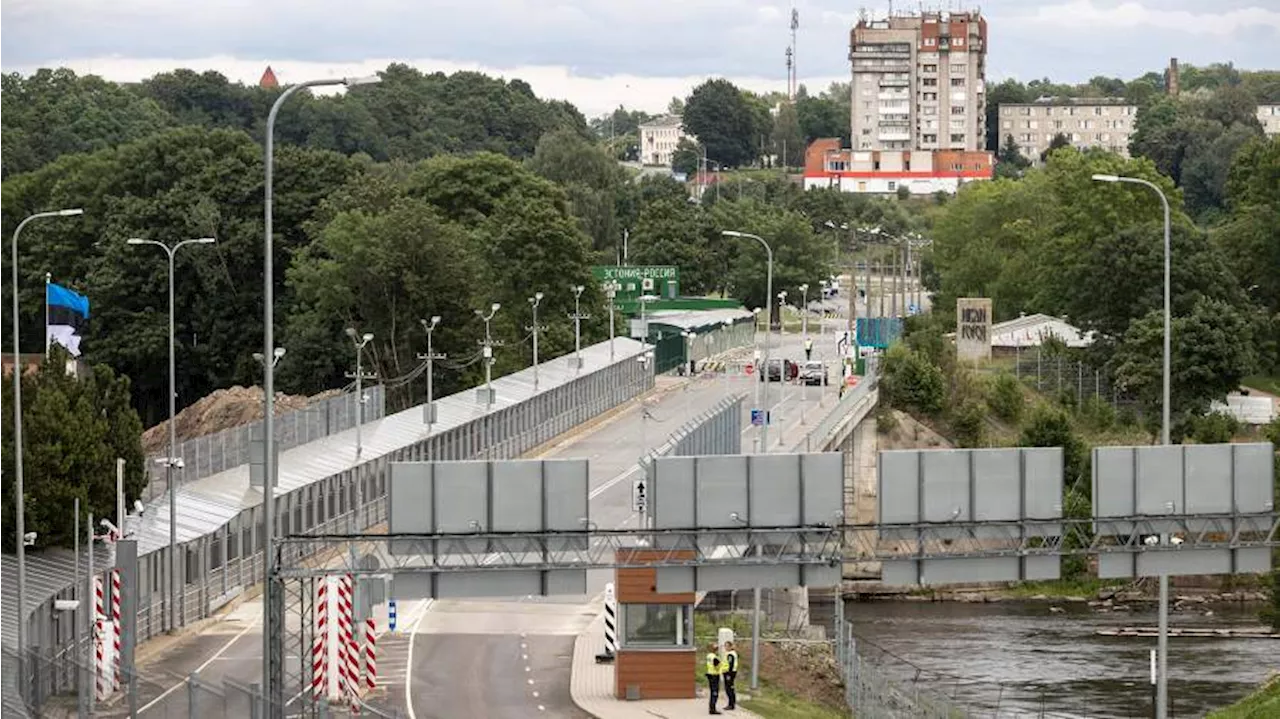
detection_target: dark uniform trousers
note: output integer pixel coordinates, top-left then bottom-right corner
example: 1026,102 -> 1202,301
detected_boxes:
706,672 -> 721,713
724,652 -> 738,709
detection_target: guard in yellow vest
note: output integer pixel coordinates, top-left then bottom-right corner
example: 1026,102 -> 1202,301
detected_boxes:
804,337 -> 814,360
723,641 -> 740,710
704,642 -> 723,715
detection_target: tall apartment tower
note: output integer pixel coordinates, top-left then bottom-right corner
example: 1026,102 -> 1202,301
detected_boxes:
848,10 -> 988,151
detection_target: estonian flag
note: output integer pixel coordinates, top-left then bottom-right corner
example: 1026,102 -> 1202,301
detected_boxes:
47,282 -> 89,357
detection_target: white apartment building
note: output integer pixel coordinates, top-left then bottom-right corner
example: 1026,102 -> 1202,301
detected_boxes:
848,10 -> 988,152
638,115 -> 690,167
998,99 -> 1138,164
1258,105 -> 1280,137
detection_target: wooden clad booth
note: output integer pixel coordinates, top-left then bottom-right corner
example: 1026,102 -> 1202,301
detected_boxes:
613,549 -> 696,699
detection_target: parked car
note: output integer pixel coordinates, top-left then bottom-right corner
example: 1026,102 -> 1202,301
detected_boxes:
799,360 -> 828,386
757,358 -> 799,382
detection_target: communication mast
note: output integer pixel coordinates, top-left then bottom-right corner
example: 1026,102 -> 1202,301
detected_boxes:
789,4 -> 800,99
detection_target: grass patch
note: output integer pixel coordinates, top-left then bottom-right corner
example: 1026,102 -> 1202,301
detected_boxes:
1207,674 -> 1280,719
742,684 -> 849,719
1243,375 -> 1280,397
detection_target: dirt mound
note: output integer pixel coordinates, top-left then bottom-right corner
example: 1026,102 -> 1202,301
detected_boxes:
759,641 -> 847,713
141,386 -> 342,455
879,409 -> 953,450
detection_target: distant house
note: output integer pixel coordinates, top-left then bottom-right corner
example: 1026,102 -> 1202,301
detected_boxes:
990,313 -> 1093,352
803,138 -> 993,195
638,115 -> 692,167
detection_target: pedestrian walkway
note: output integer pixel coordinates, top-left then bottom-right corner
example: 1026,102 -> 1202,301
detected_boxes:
570,607 -> 762,719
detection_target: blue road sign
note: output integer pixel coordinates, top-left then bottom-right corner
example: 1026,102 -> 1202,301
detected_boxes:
389,599 -> 397,631
751,409 -> 764,426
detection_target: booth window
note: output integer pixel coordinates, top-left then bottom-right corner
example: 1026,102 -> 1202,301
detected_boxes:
621,604 -> 692,648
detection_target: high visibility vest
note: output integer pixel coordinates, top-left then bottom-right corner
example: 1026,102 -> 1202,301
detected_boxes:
804,339 -> 813,351
725,650 -> 739,673
705,652 -> 722,675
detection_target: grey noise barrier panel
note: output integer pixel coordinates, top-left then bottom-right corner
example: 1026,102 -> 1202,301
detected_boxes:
878,447 -> 1064,586
651,452 -> 843,592
1093,442 -> 1274,579
387,458 -> 589,599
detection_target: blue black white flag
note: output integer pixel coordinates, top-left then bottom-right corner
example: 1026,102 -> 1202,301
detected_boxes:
46,280 -> 90,357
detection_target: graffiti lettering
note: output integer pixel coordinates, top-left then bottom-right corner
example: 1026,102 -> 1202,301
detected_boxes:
960,324 -> 987,342
960,307 -> 988,325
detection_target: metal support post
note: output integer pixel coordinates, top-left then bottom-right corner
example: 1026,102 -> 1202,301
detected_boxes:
418,317 -> 445,428
569,285 -> 589,370
527,293 -> 544,389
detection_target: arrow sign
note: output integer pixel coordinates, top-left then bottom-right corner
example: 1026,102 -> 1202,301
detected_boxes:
388,599 -> 397,632
632,478 -> 647,513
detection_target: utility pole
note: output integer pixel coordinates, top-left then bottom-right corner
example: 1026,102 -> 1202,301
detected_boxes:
476,304 -> 503,408
569,285 -> 589,370
418,317 -> 446,429
527,292 -> 546,388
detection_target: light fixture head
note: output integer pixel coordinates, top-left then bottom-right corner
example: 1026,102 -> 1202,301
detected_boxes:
126,238 -> 147,245
362,333 -> 374,343
721,230 -> 745,238
474,309 -> 484,316
1091,174 -> 1120,183
491,302 -> 501,313
59,208 -> 85,217
273,347 -> 287,359
431,315 -> 441,327
345,327 -> 357,338
194,237 -> 216,244
253,352 -> 265,363
344,74 -> 382,87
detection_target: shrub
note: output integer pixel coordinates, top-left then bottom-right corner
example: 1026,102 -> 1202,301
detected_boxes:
950,397 -> 988,448
987,372 -> 1024,424
1021,403 -> 1088,489
880,344 -> 946,417
1079,396 -> 1116,432
1190,411 -> 1240,444
875,407 -> 899,434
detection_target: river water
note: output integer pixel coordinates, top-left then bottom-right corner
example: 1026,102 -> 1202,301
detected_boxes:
844,599 -> 1278,718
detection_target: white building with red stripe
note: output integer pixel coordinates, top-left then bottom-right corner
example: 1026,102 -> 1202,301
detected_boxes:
803,138 -> 993,195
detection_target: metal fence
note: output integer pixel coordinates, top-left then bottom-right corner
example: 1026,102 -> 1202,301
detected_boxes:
143,386 -> 387,501
639,393 -> 746,472
1007,348 -> 1138,414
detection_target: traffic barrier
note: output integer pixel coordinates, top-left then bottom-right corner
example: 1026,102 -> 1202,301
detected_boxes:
603,583 -> 617,655
110,569 -> 121,690
363,618 -> 377,691
311,579 -> 328,698
336,575 -> 354,694
93,576 -> 111,701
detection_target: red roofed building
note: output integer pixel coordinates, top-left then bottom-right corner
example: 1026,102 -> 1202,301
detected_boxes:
259,66 -> 279,89
803,138 -> 992,195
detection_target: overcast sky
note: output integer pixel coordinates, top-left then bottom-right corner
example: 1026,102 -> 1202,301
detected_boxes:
4,0 -> 1278,117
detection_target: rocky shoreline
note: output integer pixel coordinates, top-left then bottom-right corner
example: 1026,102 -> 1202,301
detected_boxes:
888,587 -> 1270,610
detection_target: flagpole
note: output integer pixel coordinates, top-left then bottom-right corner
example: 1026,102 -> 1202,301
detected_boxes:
44,272 -> 51,355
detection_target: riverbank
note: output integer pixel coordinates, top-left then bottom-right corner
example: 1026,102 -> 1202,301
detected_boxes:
693,611 -> 847,719
851,577 -> 1270,607
1207,673 -> 1280,718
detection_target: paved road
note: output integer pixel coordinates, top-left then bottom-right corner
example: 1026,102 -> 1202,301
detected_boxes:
124,315 -> 870,719
404,325 -> 852,719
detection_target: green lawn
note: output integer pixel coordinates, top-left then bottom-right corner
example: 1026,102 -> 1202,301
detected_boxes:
741,684 -> 849,719
1207,675 -> 1280,719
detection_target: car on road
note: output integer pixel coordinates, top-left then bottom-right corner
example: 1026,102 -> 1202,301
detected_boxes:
799,360 -> 828,386
757,358 -> 799,382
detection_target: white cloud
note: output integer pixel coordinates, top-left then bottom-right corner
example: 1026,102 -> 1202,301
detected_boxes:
5,55 -> 846,117
1012,0 -> 1280,34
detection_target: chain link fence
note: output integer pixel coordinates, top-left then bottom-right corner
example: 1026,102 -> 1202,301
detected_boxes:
143,386 -> 386,501
1007,348 -> 1142,417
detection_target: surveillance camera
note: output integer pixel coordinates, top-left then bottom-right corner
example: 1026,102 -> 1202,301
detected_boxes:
23,532 -> 37,546
134,500 -> 145,515
1169,536 -> 1184,546
1143,535 -> 1159,546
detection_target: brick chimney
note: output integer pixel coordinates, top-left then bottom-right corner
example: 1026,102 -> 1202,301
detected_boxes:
1166,58 -> 1180,97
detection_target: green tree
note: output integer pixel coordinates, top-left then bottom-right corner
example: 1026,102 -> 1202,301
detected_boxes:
795,90 -> 848,146
1110,298 -> 1257,436
709,200 -> 835,316
995,135 -> 1032,179
1039,132 -> 1072,163
880,344 -> 946,417
1020,403 -> 1088,488
671,138 -> 702,176
629,198 -> 714,294
984,79 -> 1029,151
987,371 -> 1024,424
682,79 -> 758,167
950,397 -> 988,448
528,128 -> 626,259
772,101 -> 805,167
1,348 -> 146,550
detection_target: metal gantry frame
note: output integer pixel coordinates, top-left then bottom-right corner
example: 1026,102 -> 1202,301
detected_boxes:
267,510 -> 1280,716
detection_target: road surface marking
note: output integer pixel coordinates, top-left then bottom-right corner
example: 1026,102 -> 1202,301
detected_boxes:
138,615 -> 261,714
403,598 -> 436,719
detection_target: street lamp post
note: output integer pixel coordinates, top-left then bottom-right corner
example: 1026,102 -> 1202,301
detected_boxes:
569,285 -> 589,369
262,74 -> 380,709
681,330 -> 694,418
343,327 -> 374,531
1093,172 -> 1172,719
527,293 -> 544,388
11,207 -> 84,668
126,236 -> 215,633
418,317 -> 445,429
476,303 -> 502,407
604,281 -> 621,360
721,231 -> 773,693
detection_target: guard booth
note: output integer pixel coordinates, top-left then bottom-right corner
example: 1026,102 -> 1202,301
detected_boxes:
613,549 -> 696,699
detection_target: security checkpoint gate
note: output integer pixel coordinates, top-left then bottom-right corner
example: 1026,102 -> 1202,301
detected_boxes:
263,444 -> 1279,718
